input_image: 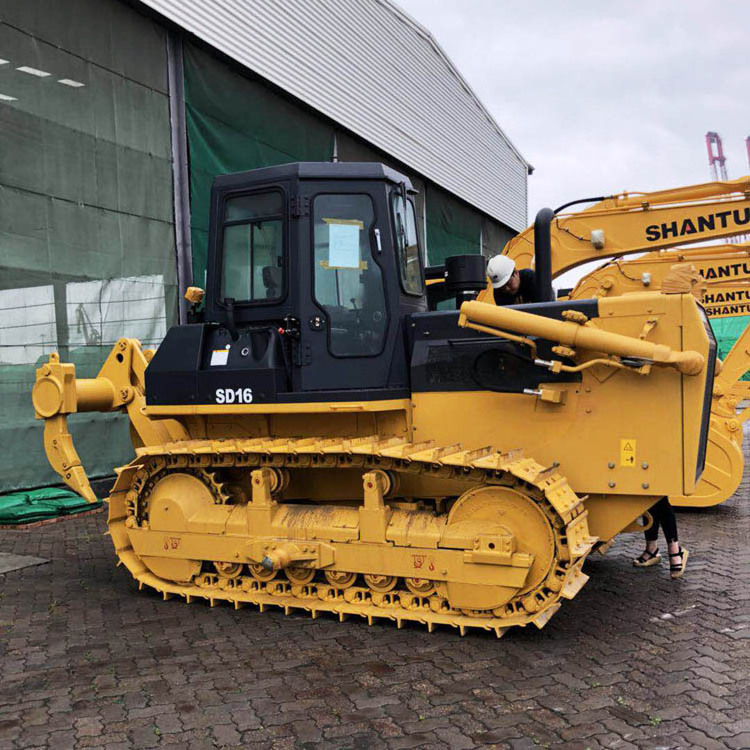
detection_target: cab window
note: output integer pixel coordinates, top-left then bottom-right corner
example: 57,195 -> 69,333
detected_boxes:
391,192 -> 424,295
312,194 -> 387,356
220,191 -> 284,303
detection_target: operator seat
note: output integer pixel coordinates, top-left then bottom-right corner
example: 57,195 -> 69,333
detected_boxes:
262,266 -> 282,299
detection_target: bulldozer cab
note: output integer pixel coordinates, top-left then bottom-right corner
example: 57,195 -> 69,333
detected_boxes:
185,162 -> 426,398
191,162 -> 505,404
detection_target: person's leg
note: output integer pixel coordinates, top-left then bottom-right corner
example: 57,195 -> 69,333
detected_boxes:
656,496 -> 678,548
656,496 -> 688,578
644,511 -> 660,548
634,502 -> 662,566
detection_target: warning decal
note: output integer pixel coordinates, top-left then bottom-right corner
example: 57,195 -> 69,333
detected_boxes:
620,439 -> 637,467
210,348 -> 230,366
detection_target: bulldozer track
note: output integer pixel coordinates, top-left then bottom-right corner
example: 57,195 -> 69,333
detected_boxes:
107,436 -> 596,637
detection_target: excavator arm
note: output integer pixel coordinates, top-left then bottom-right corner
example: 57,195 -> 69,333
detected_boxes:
504,176 -> 750,280
568,242 -> 750,300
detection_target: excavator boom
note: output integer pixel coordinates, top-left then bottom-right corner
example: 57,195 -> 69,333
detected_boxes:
505,176 -> 750,278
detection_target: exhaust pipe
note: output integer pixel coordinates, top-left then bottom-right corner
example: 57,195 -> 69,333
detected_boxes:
534,208 -> 555,302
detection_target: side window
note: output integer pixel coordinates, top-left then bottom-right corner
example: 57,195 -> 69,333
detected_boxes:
392,193 -> 424,295
220,191 -> 284,303
313,194 -> 387,356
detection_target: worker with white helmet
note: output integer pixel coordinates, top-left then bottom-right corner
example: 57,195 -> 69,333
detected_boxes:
486,254 -> 537,305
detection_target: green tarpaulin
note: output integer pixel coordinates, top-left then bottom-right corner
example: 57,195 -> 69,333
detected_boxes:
425,183 -> 482,265
0,487 -> 100,525
184,43 -> 335,288
0,0 -> 177,493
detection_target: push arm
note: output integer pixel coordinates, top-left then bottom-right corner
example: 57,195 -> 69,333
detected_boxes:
458,299 -> 705,376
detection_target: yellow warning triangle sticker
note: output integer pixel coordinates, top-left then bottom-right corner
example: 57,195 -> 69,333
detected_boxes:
620,438 -> 637,467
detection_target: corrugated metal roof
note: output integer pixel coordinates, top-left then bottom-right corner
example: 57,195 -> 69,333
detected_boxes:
137,0 -> 529,230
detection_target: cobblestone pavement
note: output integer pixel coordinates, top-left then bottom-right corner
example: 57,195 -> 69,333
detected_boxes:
1,426 -> 748,749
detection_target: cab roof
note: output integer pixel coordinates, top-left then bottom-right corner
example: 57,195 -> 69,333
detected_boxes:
213,162 -> 414,192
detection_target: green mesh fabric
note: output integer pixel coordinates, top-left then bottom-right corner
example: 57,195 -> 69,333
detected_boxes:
425,184 -> 482,265
482,216 -> 515,258
183,43 -> 335,288
0,0 -> 177,492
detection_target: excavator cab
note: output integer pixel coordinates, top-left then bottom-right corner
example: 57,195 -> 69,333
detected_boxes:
148,163 -> 427,403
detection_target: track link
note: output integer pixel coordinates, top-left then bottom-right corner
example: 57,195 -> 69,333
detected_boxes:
107,436 -> 597,637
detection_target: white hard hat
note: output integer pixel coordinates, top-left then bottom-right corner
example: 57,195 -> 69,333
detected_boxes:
487,254 -> 516,288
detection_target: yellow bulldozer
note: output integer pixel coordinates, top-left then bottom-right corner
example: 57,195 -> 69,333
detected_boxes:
33,162 -> 719,636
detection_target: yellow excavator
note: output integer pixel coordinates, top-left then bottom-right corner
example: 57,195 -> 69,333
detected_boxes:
484,178 -> 750,508
501,177 -> 750,279
33,162 -> 718,636
568,242 -> 750,303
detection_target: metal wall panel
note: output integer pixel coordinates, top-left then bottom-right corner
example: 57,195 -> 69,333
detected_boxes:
136,0 -> 529,231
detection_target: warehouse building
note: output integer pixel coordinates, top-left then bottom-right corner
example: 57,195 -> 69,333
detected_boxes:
0,0 -> 529,492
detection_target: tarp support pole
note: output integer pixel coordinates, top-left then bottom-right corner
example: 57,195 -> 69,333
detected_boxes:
167,32 -> 193,324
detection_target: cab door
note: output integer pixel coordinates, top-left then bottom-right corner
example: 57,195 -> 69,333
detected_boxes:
296,183 -> 395,394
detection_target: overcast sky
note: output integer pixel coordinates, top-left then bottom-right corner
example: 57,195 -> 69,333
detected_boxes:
395,0 -> 750,220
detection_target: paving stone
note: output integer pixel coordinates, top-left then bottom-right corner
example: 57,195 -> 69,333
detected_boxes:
211,722 -> 242,746
0,554 -> 49,575
0,422 -> 747,749
387,733 -> 437,749
680,729 -> 733,749
682,713 -> 731,737
507,738 -> 539,750
726,733 -> 750,750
